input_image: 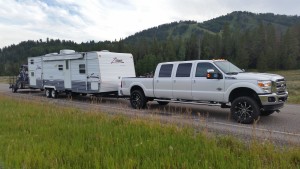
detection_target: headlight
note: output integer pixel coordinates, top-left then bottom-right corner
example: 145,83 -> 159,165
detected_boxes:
258,80 -> 272,93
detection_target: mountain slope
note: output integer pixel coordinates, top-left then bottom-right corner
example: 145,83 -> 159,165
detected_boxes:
124,11 -> 300,43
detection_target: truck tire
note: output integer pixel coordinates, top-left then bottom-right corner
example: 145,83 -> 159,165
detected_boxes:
157,101 -> 169,106
130,90 -> 147,109
260,110 -> 275,116
45,89 -> 52,98
231,96 -> 260,124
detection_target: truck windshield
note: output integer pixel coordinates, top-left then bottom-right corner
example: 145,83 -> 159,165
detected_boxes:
214,61 -> 243,74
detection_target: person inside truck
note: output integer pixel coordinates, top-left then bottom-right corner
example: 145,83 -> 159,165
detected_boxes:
195,62 -> 220,77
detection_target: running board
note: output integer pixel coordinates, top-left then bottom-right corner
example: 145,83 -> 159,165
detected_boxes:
154,99 -> 222,106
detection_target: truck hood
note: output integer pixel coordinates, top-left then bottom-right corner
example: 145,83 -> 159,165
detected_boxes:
227,72 -> 284,81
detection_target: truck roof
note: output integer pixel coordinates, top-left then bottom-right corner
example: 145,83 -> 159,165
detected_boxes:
158,59 -> 227,64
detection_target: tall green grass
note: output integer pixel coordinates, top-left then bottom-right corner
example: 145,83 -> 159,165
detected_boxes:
0,95 -> 299,169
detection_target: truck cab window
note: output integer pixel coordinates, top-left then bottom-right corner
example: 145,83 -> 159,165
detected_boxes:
176,63 -> 192,77
159,64 -> 173,77
195,63 -> 220,77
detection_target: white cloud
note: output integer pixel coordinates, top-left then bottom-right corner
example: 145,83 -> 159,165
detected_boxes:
0,0 -> 299,48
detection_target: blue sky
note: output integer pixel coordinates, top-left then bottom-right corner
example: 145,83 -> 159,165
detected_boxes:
0,0 -> 300,48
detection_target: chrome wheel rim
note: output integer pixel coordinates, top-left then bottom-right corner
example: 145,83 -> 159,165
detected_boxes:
234,101 -> 253,121
131,92 -> 141,108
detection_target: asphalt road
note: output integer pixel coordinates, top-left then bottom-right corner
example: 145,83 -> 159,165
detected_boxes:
1,83 -> 299,145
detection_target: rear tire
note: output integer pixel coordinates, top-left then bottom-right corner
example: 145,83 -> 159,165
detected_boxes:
45,89 -> 52,98
260,110 -> 275,116
130,90 -> 147,109
231,96 -> 260,124
157,101 -> 169,106
51,90 -> 57,98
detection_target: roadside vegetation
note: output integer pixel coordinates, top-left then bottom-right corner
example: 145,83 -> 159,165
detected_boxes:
0,95 -> 299,169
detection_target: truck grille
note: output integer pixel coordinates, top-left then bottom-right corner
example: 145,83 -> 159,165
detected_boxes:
274,79 -> 287,95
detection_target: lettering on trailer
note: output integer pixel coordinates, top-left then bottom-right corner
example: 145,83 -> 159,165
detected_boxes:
111,57 -> 124,64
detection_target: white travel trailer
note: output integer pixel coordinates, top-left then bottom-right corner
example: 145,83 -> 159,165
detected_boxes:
28,50 -> 136,98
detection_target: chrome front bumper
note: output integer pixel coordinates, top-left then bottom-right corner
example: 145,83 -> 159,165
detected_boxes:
258,92 -> 288,110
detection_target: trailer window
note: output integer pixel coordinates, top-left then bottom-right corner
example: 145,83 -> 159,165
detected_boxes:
58,65 -> 63,71
159,64 -> 173,77
176,63 -> 192,77
79,64 -> 85,74
31,72 -> 34,77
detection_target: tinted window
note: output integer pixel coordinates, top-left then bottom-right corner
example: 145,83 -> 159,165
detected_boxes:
159,64 -> 173,77
79,64 -> 85,74
176,63 -> 192,77
195,63 -> 220,77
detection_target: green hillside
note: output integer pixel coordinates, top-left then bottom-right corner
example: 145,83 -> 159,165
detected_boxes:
1,11 -> 300,76
125,11 -> 300,43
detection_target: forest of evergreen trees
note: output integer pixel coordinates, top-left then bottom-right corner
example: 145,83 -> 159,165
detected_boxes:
1,12 -> 300,76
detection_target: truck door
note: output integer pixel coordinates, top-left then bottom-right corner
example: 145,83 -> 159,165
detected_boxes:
172,63 -> 193,99
192,62 -> 225,102
154,64 -> 174,99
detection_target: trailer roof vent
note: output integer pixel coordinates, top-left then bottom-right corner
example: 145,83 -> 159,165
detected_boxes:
60,49 -> 75,54
101,50 -> 109,52
45,53 -> 58,56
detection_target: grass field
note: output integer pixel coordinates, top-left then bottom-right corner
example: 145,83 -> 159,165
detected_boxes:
0,95 -> 299,169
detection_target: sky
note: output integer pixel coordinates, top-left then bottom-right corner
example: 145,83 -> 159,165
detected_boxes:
0,0 -> 300,48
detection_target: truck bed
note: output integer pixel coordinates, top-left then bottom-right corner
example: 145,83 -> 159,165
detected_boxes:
120,77 -> 154,97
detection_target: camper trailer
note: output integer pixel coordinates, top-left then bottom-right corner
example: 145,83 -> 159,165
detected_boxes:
28,50 -> 136,98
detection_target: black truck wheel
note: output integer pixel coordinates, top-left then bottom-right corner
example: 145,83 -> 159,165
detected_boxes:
130,90 -> 147,109
231,96 -> 260,124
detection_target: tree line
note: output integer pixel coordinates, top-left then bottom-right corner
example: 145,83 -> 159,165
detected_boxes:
0,23 -> 299,76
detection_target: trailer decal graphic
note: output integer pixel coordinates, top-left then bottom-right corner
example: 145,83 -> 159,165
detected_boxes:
111,57 -> 124,64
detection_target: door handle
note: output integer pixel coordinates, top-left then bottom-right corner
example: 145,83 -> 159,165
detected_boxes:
156,80 -> 159,83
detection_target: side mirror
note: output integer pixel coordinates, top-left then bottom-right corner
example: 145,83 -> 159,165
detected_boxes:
207,69 -> 215,73
207,72 -> 222,79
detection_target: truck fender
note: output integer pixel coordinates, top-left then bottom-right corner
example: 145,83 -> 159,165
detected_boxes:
224,82 -> 262,102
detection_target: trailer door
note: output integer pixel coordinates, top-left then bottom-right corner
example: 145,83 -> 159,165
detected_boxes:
64,60 -> 71,89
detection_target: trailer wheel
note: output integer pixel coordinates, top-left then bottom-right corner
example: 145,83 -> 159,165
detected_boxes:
51,90 -> 58,98
157,101 -> 169,106
130,90 -> 147,109
231,96 -> 260,124
45,89 -> 52,98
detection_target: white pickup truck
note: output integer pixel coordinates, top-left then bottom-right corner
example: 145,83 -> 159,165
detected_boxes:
119,60 -> 288,124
